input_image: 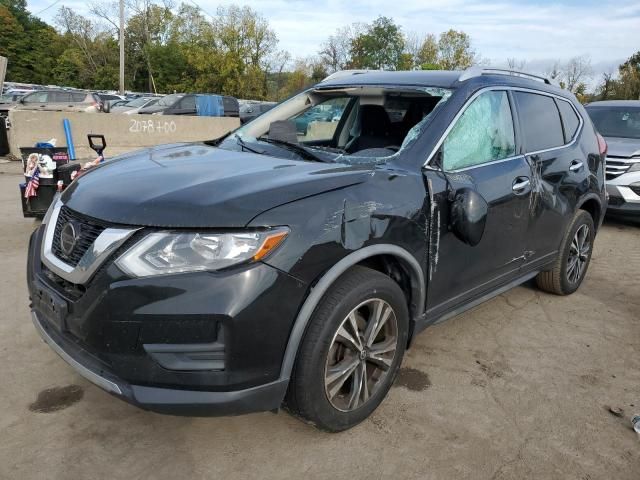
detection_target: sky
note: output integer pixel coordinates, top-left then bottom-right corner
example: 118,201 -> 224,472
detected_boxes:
29,0 -> 640,82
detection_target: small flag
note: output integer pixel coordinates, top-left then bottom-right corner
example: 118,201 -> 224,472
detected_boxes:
24,167 -> 40,198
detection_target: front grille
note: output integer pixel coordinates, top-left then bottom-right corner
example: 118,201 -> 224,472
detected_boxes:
52,207 -> 106,267
41,263 -> 86,300
605,156 -> 636,180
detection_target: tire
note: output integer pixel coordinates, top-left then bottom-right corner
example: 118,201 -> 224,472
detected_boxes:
285,266 -> 409,432
536,210 -> 595,295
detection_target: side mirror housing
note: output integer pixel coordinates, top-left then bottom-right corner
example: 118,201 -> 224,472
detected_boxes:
450,188 -> 488,246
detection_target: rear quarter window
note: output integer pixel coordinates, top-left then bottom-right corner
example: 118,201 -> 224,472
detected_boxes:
556,100 -> 581,142
514,92 -> 564,152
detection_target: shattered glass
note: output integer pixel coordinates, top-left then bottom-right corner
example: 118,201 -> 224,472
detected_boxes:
443,90 -> 515,171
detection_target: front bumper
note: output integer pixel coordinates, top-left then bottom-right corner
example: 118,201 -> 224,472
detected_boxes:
32,310 -> 288,415
606,171 -> 640,219
28,220 -> 307,416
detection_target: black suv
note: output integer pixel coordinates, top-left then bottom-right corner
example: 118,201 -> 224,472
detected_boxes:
28,69 -> 606,431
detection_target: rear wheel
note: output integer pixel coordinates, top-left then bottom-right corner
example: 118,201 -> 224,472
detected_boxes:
285,266 -> 408,431
536,210 -> 595,295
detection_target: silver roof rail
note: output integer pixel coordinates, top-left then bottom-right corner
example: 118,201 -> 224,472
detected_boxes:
459,67 -> 551,85
321,70 -> 376,82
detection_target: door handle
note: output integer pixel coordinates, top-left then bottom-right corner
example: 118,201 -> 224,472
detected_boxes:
569,160 -> 583,172
512,177 -> 530,193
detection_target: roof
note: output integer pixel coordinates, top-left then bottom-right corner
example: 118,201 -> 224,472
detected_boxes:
317,69 -> 567,97
585,100 -> 640,108
319,70 -> 462,89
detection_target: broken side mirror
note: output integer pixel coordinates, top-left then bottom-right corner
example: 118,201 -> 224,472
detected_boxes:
450,188 -> 488,247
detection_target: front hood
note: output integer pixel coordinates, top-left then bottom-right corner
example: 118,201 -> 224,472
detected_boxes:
604,137 -> 640,158
61,143 -> 372,227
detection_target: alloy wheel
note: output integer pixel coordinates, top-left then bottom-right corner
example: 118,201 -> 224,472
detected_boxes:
567,224 -> 591,284
324,298 -> 398,412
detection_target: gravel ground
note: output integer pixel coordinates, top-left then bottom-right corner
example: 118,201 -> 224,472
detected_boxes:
0,160 -> 638,480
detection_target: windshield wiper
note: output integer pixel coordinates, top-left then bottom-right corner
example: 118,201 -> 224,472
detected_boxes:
234,135 -> 265,155
257,137 -> 330,162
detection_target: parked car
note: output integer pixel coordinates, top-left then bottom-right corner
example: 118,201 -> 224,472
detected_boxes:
110,97 -> 159,115
96,93 -> 125,112
14,89 -> 103,113
0,92 -> 25,126
138,93 -> 239,117
585,100 -> 640,220
28,68 -> 606,432
240,102 -> 276,124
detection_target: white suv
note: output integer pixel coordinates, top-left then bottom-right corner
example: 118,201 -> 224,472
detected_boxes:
586,100 -> 640,221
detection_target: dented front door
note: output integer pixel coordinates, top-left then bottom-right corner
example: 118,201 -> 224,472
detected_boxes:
422,89 -> 533,321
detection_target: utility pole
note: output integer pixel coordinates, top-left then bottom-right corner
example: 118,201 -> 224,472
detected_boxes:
119,0 -> 125,95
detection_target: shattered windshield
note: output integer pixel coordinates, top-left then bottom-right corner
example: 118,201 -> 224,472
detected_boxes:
219,85 -> 452,163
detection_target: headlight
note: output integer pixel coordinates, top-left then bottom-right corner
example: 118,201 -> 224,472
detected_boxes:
628,161 -> 640,173
115,228 -> 288,277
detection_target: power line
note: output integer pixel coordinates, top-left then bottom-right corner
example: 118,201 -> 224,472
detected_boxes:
34,0 -> 63,15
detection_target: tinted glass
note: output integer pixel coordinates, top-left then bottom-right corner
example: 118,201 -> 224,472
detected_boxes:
157,94 -> 183,107
23,92 -> 48,103
180,96 -> 196,110
52,92 -> 71,102
72,92 -> 88,102
586,106 -> 640,140
514,92 -> 564,151
443,90 -> 515,171
557,100 -> 580,142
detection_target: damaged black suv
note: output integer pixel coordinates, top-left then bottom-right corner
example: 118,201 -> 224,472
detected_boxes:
28,68 -> 606,431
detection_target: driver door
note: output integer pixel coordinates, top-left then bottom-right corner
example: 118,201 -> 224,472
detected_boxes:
424,89 -> 533,319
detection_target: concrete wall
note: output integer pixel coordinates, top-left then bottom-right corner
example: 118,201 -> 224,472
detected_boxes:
8,110 -> 239,159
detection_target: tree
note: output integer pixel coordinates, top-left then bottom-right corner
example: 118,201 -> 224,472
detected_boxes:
437,29 -> 476,70
416,33 -> 438,69
617,51 -> 640,100
0,0 -> 66,83
507,57 -> 526,71
349,16 -> 405,70
319,25 -> 357,73
563,55 -> 592,93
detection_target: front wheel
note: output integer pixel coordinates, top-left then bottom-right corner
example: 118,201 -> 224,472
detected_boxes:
536,210 -> 595,295
285,266 -> 409,432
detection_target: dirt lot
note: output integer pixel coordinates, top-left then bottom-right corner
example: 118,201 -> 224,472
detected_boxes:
0,160 -> 638,480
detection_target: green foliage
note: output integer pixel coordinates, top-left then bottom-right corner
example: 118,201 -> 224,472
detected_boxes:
0,0 -> 65,83
1,2 -> 489,102
436,29 -> 476,70
349,16 -> 405,70
592,51 -> 640,101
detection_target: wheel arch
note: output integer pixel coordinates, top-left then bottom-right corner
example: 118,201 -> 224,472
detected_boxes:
278,244 -> 425,382
576,194 -> 603,230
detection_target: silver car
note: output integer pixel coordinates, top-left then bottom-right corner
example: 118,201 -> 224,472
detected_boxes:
586,100 -> 640,220
14,89 -> 102,113
109,97 -> 159,115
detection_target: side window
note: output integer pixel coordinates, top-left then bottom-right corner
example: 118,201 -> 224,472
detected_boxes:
52,92 -> 71,102
293,97 -> 350,142
443,90 -> 515,171
514,92 -> 564,151
556,99 -> 581,143
23,92 -> 49,103
72,92 -> 87,102
180,96 -> 196,110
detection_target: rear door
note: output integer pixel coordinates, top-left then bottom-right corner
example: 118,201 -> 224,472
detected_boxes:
20,91 -> 50,110
513,91 -> 587,270
424,89 -> 533,318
